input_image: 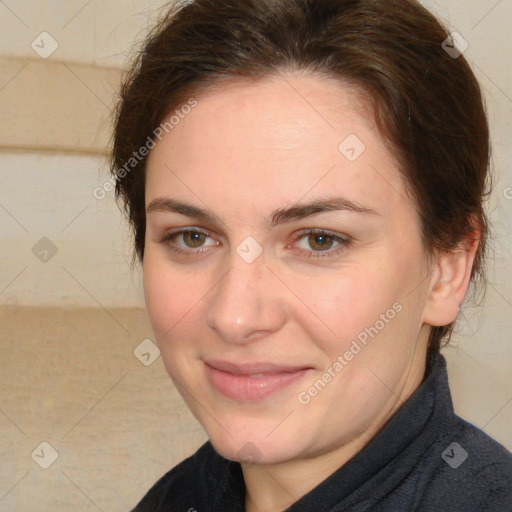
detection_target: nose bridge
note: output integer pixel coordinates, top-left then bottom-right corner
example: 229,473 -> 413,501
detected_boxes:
206,243 -> 285,343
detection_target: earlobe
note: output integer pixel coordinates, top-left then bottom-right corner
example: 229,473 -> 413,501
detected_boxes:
422,231 -> 480,327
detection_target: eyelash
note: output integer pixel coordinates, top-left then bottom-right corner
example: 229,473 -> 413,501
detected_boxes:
158,227 -> 351,259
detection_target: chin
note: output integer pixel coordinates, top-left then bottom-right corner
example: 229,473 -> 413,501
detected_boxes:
204,418 -> 305,465
213,437 -> 295,465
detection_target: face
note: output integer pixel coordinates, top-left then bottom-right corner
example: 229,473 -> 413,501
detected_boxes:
143,73 -> 433,465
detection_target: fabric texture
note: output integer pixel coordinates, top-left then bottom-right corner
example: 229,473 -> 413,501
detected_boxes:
131,353 -> 512,511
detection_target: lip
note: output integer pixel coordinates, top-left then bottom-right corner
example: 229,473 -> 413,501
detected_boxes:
206,360 -> 312,375
204,360 -> 314,401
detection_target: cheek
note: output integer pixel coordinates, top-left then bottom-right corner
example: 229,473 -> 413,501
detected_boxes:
143,258 -> 210,383
143,255 -> 202,341
292,264 -> 394,348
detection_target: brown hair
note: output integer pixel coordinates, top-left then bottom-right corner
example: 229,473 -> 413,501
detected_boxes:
110,0 -> 492,361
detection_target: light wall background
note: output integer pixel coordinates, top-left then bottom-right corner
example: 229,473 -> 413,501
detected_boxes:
0,1 -> 511,511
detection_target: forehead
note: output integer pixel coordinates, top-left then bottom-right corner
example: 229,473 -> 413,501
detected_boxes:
145,72 -> 411,223
167,72 -> 377,157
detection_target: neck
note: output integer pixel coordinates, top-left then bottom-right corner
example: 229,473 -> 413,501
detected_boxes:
243,431 -> 376,512
242,340 -> 429,512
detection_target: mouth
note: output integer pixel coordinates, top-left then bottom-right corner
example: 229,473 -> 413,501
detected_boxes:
204,360 -> 315,401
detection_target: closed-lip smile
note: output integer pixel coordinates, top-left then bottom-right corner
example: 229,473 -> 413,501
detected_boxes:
204,359 -> 315,401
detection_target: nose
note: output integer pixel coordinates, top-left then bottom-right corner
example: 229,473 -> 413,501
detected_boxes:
205,248 -> 287,344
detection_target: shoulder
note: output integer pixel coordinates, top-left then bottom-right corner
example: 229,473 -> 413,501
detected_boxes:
458,417 -> 512,503
130,441 -> 231,512
420,414 -> 512,511
452,416 -> 512,485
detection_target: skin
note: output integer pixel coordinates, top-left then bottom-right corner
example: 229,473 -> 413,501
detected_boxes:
142,72 -> 478,512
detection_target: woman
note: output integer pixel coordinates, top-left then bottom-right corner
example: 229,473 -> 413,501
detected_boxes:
110,0 -> 512,510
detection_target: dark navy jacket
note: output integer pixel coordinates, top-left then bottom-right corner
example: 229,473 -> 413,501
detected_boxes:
131,353 -> 512,511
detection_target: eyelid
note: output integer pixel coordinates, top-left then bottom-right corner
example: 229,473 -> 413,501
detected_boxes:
292,227 -> 349,243
290,228 -> 350,258
159,226 -> 217,246
159,226 -> 351,258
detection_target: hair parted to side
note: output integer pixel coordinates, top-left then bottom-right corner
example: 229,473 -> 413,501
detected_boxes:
110,0 -> 493,361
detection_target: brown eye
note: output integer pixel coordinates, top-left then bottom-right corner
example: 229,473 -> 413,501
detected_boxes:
293,229 -> 351,259
159,228 -> 216,255
307,233 -> 335,251
182,231 -> 207,248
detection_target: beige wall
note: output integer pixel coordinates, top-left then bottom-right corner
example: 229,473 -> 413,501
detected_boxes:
0,0 -> 511,510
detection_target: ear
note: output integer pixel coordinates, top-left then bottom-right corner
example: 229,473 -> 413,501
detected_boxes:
422,226 -> 480,327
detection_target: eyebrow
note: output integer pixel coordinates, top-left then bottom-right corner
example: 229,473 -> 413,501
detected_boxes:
146,196 -> 378,228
